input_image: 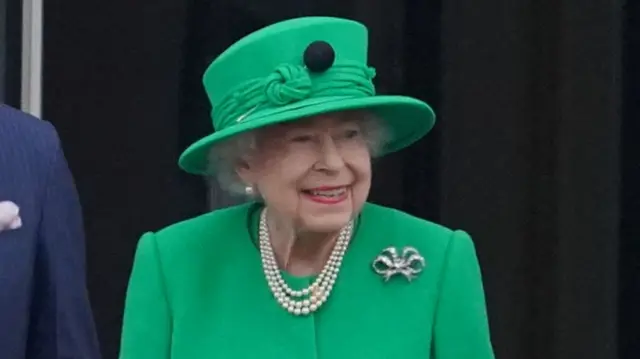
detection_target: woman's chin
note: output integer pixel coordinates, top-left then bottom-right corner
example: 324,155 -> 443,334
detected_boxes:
299,213 -> 353,234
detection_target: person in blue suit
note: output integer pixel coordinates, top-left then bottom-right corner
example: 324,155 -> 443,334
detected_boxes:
0,105 -> 101,359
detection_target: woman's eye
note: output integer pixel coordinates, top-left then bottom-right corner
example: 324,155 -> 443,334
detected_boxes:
291,135 -> 313,143
343,129 -> 360,139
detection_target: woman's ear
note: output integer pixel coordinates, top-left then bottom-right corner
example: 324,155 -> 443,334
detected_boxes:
235,156 -> 255,187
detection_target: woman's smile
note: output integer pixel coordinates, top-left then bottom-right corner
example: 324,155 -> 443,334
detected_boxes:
301,186 -> 349,204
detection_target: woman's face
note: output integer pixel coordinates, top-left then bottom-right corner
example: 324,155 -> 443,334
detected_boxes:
237,112 -> 373,234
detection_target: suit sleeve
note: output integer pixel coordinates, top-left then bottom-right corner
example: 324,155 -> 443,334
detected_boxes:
29,124 -> 101,359
119,232 -> 172,359
432,230 -> 495,359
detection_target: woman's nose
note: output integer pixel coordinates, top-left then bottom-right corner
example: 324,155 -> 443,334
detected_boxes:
315,136 -> 345,171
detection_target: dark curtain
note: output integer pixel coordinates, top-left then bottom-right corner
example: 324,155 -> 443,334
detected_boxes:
0,0 -> 21,106
620,1 -> 640,358
42,0 -> 629,358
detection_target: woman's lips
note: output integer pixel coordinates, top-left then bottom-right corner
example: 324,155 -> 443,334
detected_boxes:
301,186 -> 348,204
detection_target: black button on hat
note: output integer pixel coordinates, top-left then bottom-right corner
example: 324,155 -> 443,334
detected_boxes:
303,41 -> 335,73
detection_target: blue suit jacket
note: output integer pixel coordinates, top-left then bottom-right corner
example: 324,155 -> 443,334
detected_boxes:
0,105 -> 101,358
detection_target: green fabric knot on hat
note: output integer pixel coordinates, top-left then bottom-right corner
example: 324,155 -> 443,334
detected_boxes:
264,64 -> 312,106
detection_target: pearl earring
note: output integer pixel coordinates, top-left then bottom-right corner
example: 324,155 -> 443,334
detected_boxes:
245,186 -> 255,196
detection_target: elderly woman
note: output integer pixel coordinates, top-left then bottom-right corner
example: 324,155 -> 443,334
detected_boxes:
119,16 -> 495,359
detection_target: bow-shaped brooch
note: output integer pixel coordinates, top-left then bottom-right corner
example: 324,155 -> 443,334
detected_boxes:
372,246 -> 426,282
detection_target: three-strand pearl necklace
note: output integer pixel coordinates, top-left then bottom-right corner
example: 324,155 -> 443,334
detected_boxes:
259,209 -> 353,316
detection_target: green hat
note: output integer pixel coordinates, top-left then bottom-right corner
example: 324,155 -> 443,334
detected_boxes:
179,16 -> 436,175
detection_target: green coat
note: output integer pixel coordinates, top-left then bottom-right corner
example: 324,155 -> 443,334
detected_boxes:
119,202 -> 495,359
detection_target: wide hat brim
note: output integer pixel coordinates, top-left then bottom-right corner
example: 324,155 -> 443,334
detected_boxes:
178,94 -> 435,175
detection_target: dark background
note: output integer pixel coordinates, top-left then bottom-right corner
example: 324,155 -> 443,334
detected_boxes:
0,0 -> 21,105
0,0 -> 636,358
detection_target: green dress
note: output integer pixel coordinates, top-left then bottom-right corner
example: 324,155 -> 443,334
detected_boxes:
119,202 -> 495,359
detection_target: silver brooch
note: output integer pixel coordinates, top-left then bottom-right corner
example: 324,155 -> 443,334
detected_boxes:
372,246 -> 426,282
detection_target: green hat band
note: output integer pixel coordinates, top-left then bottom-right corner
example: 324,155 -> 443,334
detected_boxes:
212,60 -> 377,131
